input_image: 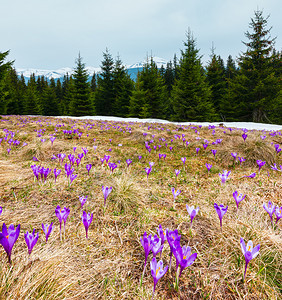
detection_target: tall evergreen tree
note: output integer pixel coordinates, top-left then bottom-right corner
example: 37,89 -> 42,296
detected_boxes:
95,49 -> 115,115
23,74 -> 41,115
228,10 -> 281,122
129,57 -> 168,118
6,68 -> 25,114
112,56 -> 134,117
63,76 -> 75,116
69,53 -> 92,116
206,50 -> 226,119
170,31 -> 216,121
0,50 -> 13,114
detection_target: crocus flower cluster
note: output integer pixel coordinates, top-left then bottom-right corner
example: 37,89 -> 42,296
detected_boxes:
55,205 -> 70,240
263,201 -> 281,225
31,165 -> 52,183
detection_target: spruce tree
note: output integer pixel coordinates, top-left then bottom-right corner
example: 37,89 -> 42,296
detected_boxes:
23,74 -> 41,115
0,50 -> 13,114
95,49 -> 115,115
112,56 -> 134,117
206,50 -> 226,120
69,53 -> 92,116
129,57 -> 168,119
229,10 -> 281,122
170,31 -> 216,121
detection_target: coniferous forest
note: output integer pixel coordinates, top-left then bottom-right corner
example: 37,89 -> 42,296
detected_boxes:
0,10 -> 281,124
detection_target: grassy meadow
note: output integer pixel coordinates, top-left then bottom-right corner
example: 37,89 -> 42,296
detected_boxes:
0,115 -> 281,299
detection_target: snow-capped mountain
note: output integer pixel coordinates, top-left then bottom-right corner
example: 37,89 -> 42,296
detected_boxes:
16,57 -> 168,81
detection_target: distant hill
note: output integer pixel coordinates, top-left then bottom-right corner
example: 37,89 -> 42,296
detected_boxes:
16,57 -> 168,82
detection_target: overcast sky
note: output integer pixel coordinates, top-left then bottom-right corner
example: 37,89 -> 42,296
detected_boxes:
1,0 -> 281,70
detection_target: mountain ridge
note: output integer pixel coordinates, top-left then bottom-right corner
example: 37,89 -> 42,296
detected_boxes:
16,57 -> 168,81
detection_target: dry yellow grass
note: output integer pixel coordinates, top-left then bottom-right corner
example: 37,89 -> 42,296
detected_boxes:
0,115 -> 281,300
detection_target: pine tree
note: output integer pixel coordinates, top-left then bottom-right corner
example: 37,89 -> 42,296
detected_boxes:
0,50 -> 13,114
63,76 -> 75,116
206,50 -> 226,119
112,56 -> 134,117
220,55 -> 239,121
128,57 -> 168,119
23,74 -> 41,115
90,72 -> 97,92
170,31 -> 216,121
95,49 -> 115,115
229,10 -> 281,122
69,53 -> 92,116
6,68 -> 25,115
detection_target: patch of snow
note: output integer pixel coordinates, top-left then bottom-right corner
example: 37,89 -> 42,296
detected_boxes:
54,116 -> 282,131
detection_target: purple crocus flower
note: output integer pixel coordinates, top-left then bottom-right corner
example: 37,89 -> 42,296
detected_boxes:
196,147 -> 200,155
150,257 -> 168,300
275,206 -> 282,224
181,157 -> 186,166
151,235 -> 164,257
219,170 -> 231,184
242,133 -> 248,142
0,223 -> 21,263
244,172 -> 256,178
126,159 -> 132,168
149,161 -> 155,168
240,238 -> 260,281
206,163 -> 212,173
171,187 -> 181,209
186,205 -> 199,227
82,211 -> 93,239
78,153 -> 84,160
69,174 -> 77,186
270,163 -> 280,171
263,201 -> 276,225
138,155 -> 142,161
50,136 -> 56,145
82,147 -> 88,157
238,157 -> 246,164
79,195 -> 88,209
166,229 -> 181,270
140,232 -> 153,285
175,169 -> 180,179
55,205 -> 69,240
211,149 -> 217,158
214,203 -> 228,231
104,155 -> 111,163
157,224 -> 167,246
42,222 -> 53,242
0,206 -> 2,216
145,167 -> 152,180
173,245 -> 197,290
257,160 -> 266,172
231,152 -> 237,160
73,146 -> 77,153
86,164 -> 92,175
24,229 -> 39,255
233,191 -> 246,211
102,186 -> 112,207
54,168 -> 61,183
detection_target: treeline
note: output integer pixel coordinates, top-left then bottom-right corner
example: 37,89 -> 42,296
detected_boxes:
0,10 -> 281,123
